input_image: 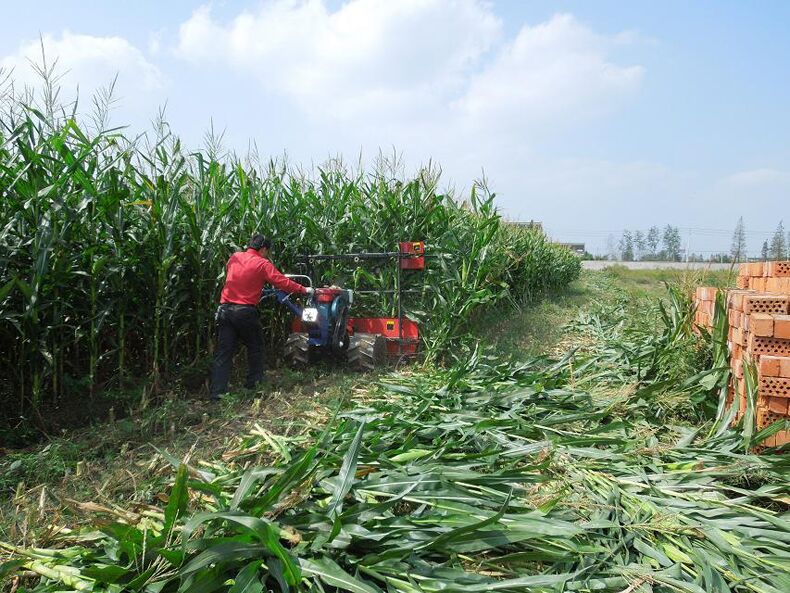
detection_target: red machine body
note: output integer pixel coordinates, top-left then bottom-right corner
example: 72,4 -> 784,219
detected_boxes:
399,241 -> 425,270
314,287 -> 344,303
290,316 -> 419,355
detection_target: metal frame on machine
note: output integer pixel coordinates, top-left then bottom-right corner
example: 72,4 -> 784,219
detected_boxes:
295,242 -> 424,359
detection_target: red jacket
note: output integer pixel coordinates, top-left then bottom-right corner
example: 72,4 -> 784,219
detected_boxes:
220,248 -> 306,305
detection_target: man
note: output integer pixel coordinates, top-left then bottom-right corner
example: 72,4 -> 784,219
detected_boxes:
209,234 -> 313,400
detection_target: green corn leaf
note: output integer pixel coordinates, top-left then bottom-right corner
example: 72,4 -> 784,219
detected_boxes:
162,464 -> 190,540
327,421 -> 365,519
300,557 -> 382,593
181,511 -> 300,585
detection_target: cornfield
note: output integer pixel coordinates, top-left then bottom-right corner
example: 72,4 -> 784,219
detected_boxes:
0,80 -> 580,428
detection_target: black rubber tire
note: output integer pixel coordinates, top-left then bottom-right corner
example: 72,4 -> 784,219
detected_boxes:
284,332 -> 311,368
347,333 -> 386,372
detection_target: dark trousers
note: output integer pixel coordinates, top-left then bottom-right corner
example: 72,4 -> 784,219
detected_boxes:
210,304 -> 265,398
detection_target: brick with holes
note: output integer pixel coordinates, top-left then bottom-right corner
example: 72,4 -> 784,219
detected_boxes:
757,405 -> 785,429
744,294 -> 790,315
748,335 -> 790,357
767,261 -> 790,277
759,375 -> 790,399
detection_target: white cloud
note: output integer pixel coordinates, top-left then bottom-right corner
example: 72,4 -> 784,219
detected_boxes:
454,14 -> 644,131
176,0 -> 502,120
1,31 -> 164,118
173,0 -> 644,163
723,168 -> 790,187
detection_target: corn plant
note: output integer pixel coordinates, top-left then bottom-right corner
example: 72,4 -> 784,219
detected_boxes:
0,76 -> 580,428
1,304 -> 787,592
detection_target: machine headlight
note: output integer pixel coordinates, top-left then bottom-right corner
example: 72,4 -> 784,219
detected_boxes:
301,307 -> 319,323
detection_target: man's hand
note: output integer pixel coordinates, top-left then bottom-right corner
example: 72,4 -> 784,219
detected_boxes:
304,287 -> 315,297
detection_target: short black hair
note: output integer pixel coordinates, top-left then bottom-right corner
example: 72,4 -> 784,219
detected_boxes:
249,234 -> 271,250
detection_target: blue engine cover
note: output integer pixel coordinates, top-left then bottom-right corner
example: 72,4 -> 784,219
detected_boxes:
306,293 -> 351,347
265,288 -> 351,349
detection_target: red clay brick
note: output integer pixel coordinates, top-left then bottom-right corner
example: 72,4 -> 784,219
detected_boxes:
748,335 -> 790,357
780,357 -> 790,378
767,396 -> 789,414
727,290 -> 753,312
733,327 -> 747,347
750,313 -> 775,337
774,315 -> 790,339
760,356 -> 782,377
744,295 -> 790,315
776,430 -> 790,447
757,404 -> 786,429
759,375 -> 790,399
767,261 -> 790,277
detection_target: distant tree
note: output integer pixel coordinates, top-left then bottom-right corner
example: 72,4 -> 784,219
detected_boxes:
619,230 -> 635,261
730,217 -> 747,262
633,230 -> 646,260
606,234 -> 618,261
662,225 -> 682,261
646,226 -> 660,259
770,221 -> 787,260
761,241 -> 769,261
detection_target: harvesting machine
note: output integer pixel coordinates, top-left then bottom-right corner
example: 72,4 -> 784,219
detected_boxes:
266,242 -> 425,371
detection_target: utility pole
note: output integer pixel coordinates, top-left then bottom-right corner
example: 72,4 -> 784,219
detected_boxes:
685,228 -> 691,263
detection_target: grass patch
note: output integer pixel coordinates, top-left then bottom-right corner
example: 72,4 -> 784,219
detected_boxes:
478,271 -> 608,358
0,366 -> 368,547
601,264 -> 736,298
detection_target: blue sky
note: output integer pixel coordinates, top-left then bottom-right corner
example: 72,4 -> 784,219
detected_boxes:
2,1 -> 789,256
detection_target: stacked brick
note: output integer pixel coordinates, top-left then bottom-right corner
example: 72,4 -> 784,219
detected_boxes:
737,261 -> 790,292
693,287 -> 718,329
693,261 -> 790,448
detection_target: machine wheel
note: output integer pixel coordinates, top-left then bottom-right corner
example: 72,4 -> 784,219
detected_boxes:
347,333 -> 386,372
284,332 -> 312,368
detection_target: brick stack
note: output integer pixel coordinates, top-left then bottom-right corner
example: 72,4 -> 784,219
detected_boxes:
736,261 -> 790,292
692,261 -> 790,447
693,287 -> 718,329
